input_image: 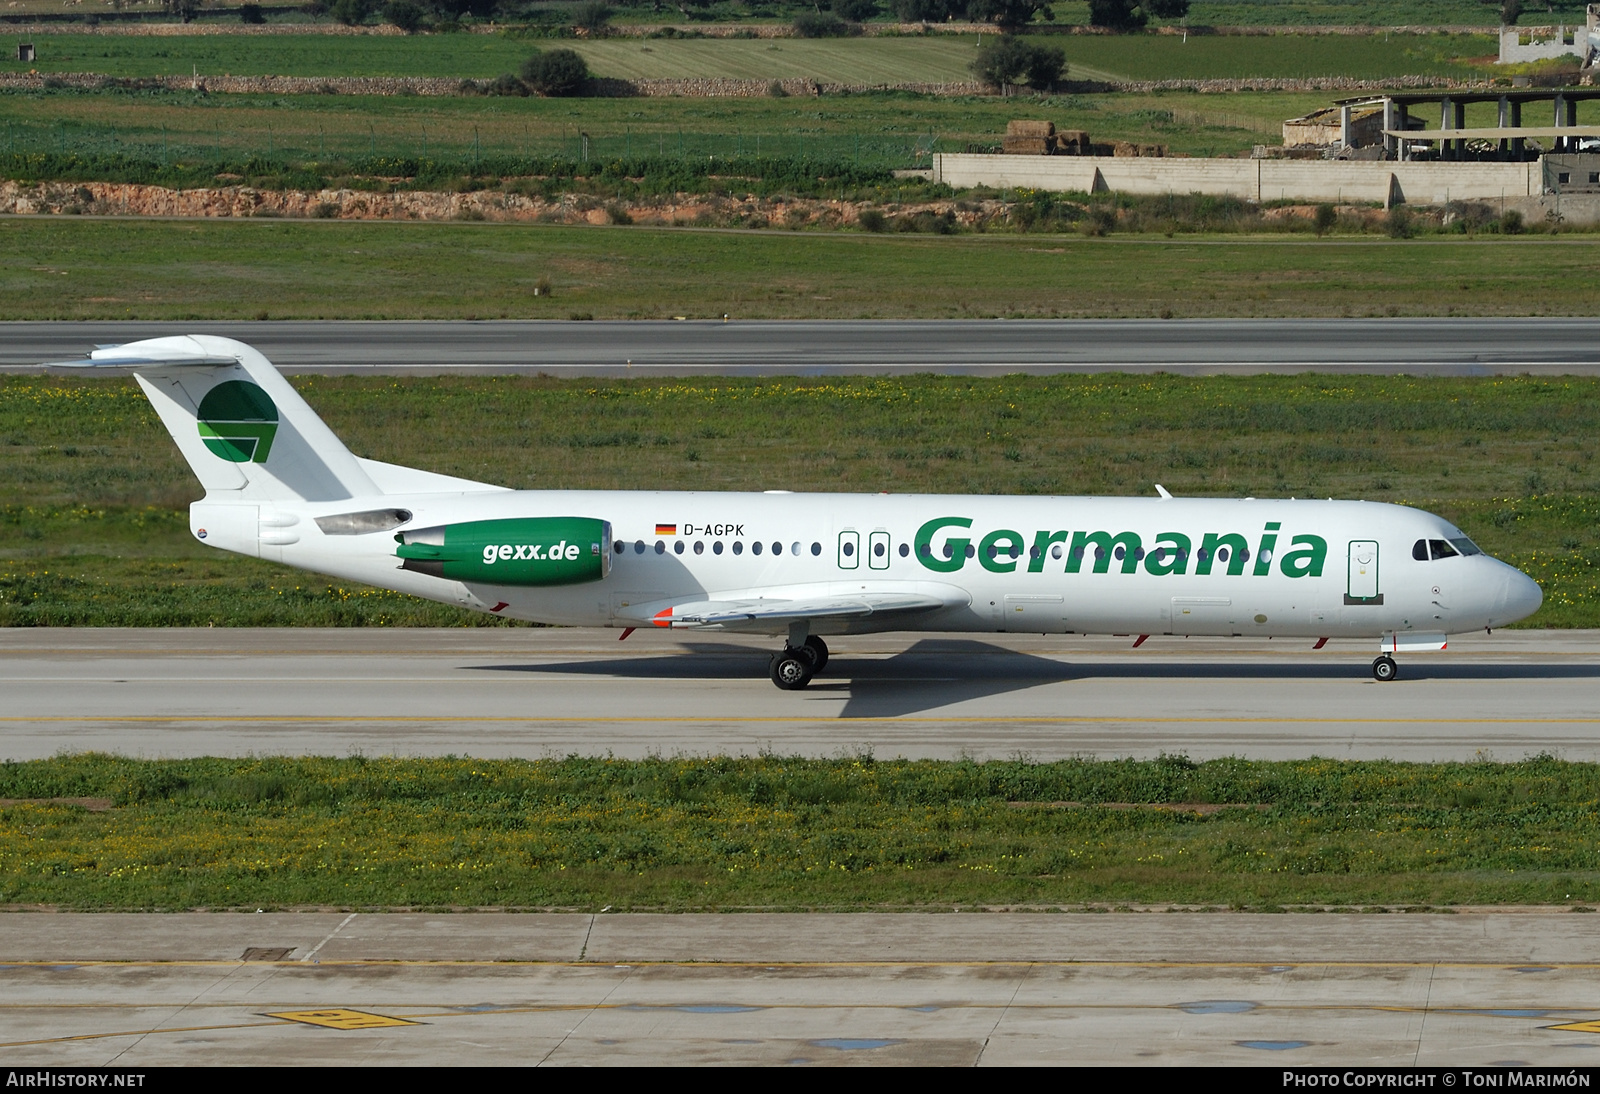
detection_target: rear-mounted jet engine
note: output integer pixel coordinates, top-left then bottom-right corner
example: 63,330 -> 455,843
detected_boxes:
396,517 -> 611,585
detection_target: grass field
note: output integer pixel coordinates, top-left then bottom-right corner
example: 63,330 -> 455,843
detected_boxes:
6,753 -> 1600,909
5,218 -> 1600,322
0,30 -> 1496,81
2,370 -> 1595,627
0,87 -> 1320,162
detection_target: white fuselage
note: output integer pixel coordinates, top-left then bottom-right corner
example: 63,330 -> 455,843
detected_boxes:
193,490 -> 1544,641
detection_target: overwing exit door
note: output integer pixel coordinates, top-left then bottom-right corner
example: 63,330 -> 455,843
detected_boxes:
1346,540 -> 1382,605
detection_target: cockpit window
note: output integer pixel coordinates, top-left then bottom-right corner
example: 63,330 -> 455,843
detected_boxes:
1428,539 -> 1458,560
1412,539 -> 1428,561
1448,537 -> 1482,556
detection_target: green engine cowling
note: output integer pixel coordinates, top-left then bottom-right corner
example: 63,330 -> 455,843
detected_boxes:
395,517 -> 611,586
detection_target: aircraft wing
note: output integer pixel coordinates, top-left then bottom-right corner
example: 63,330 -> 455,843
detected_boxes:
647,591 -> 951,629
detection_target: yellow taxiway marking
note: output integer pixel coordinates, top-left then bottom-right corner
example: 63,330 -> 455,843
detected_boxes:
1547,1020 -> 1600,1033
266,1008 -> 418,1030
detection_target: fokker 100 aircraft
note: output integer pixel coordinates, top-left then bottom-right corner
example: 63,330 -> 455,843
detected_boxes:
54,335 -> 1545,689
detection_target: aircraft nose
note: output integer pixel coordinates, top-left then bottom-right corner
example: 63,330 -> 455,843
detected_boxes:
1497,568 -> 1543,625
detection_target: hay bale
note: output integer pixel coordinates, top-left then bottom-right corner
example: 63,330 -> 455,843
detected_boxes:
1006,119 -> 1055,138
1002,136 -> 1053,155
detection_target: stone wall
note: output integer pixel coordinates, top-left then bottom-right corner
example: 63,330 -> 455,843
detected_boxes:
0,178 -> 1002,228
932,152 -> 1542,204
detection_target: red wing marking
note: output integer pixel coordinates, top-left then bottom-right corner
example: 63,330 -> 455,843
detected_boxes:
652,608 -> 674,628
489,601 -> 509,613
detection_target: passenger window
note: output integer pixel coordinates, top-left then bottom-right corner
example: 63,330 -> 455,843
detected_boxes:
1413,539 -> 1429,561
1429,539 -> 1457,559
694,541 -> 704,555
713,542 -> 723,555
899,543 -> 910,557
751,541 -> 763,556
733,541 -> 744,555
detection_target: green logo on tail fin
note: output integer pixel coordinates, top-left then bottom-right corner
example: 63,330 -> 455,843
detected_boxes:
197,380 -> 278,463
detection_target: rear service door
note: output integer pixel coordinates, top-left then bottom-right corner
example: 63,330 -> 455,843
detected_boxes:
1346,540 -> 1382,604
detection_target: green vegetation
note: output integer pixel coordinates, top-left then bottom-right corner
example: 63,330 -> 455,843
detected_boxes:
2,371 -> 1595,627
8,218 -> 1600,322
0,30 -> 1495,81
6,753 -> 1600,909
0,85 -> 1317,163
1037,30 -> 1492,82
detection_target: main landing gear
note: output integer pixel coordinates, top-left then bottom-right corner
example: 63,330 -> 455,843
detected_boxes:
1372,654 -> 1398,682
769,635 -> 829,690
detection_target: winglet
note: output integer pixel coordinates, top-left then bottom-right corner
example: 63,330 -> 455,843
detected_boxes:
1154,484 -> 1173,500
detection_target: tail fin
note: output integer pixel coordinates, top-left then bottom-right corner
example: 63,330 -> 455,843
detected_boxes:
53,335 -> 378,502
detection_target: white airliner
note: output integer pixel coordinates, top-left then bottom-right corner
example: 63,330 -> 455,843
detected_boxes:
54,335 -> 1545,688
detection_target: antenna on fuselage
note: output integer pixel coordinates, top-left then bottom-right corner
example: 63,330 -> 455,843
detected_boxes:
1154,484 -> 1173,500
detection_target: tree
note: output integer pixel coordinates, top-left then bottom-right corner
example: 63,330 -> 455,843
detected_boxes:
966,0 -> 1052,29
383,0 -> 427,32
1087,0 -> 1145,29
240,3 -> 266,23
1501,0 -> 1522,24
894,0 -> 968,19
572,0 -> 613,31
971,35 -> 1063,88
521,49 -> 589,96
1144,0 -> 1189,17
1023,41 -> 1065,88
831,0 -> 879,20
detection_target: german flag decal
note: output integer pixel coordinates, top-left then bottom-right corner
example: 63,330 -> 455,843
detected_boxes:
655,523 -> 677,536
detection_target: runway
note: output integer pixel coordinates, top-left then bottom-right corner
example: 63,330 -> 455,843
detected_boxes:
3,628 -> 1597,762
4,911 -> 1600,1066
8,318 -> 1600,376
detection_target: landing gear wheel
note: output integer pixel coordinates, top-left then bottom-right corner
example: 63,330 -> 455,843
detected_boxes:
770,648 -> 814,690
802,635 -> 829,672
1372,655 -> 1398,682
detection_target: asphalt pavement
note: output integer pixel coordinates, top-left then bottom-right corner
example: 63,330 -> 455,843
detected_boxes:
7,318 -> 1600,375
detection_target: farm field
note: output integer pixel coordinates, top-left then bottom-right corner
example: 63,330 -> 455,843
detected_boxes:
5,753 -> 1600,909
0,87 -> 1318,162
3,369 -> 1595,627
0,30 -> 1496,82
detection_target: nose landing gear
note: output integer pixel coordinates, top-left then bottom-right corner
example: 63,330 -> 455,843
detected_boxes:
768,635 -> 829,690
1372,654 -> 1398,682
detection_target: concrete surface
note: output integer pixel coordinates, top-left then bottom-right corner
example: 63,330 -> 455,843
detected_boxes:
1,628 -> 1596,762
3,912 -> 1600,1065
9,318 -> 1600,376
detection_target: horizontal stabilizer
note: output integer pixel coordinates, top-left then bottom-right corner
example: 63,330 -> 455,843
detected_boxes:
45,343 -> 241,372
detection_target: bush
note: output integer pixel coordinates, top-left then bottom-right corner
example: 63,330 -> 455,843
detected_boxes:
383,0 -> 427,32
1313,203 -> 1336,237
1145,0 -> 1189,17
571,0 -> 612,31
831,0 -> 879,19
858,209 -> 887,232
1385,206 -> 1413,239
520,49 -> 589,96
328,0 -> 374,24
1501,209 -> 1524,234
485,72 -> 529,96
794,12 -> 852,36
328,0 -> 375,26
768,79 -> 788,97
239,3 -> 265,23
971,36 -> 1064,90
